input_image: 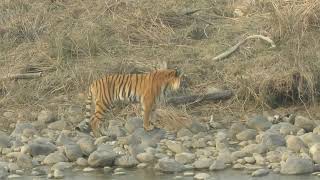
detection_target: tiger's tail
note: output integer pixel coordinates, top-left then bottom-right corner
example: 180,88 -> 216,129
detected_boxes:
84,87 -> 93,123
75,87 -> 93,133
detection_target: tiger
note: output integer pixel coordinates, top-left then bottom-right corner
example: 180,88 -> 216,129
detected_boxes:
76,68 -> 183,137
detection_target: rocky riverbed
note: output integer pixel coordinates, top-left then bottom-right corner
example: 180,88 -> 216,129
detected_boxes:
1,110 -> 320,180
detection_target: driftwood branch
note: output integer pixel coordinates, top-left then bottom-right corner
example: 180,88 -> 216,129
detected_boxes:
213,35 -> 276,61
1,72 -> 43,81
167,90 -> 233,105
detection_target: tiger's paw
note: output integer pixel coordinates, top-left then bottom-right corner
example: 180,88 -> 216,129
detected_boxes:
91,121 -> 103,138
144,124 -> 155,131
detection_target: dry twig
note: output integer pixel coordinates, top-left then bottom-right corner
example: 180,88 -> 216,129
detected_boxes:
213,35 -> 276,61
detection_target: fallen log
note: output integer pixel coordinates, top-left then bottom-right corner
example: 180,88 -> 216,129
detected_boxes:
0,72 -> 42,81
167,90 -> 233,105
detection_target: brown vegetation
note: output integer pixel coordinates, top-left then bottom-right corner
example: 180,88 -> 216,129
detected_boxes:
0,0 -> 320,130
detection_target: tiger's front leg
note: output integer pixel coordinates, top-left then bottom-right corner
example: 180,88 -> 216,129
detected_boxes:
142,98 -> 155,131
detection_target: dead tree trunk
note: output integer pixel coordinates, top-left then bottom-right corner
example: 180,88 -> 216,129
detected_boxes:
167,90 -> 233,105
0,72 -> 42,81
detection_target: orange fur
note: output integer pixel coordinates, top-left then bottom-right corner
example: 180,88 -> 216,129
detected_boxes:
85,69 -> 182,137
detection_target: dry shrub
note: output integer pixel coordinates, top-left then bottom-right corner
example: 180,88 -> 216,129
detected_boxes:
106,1 -> 193,45
154,106 -> 192,132
223,0 -> 320,107
268,0 -> 320,40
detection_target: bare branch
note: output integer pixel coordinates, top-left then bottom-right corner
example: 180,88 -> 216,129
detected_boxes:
213,35 -> 276,61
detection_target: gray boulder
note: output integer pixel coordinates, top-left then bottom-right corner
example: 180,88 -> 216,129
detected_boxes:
280,157 -> 314,174
156,158 -> 185,173
294,116 -> 315,132
77,137 -> 96,156
64,144 -> 83,162
246,115 -> 272,131
114,155 -> 139,168
88,144 -> 118,167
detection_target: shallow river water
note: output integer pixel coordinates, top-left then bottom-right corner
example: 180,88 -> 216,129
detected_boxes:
22,169 -> 320,180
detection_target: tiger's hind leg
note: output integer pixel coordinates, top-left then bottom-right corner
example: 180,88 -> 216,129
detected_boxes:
90,101 -> 108,137
141,97 -> 155,131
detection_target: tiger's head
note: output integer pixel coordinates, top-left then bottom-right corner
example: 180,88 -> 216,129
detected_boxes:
168,67 -> 183,90
153,68 -> 183,93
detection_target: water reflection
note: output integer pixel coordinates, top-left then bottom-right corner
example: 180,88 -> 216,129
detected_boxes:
24,169 -> 320,180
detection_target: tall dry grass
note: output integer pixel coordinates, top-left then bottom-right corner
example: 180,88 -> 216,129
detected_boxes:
0,0 -> 320,125
224,0 -> 320,108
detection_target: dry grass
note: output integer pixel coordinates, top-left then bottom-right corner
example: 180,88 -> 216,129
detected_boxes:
154,106 -> 193,132
223,0 -> 320,108
0,0 -> 320,130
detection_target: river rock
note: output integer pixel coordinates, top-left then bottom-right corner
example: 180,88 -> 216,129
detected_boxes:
192,138 -> 207,148
252,169 -> 270,177
165,140 -> 188,153
77,137 -> 96,156
83,167 -> 96,172
8,174 -> 21,179
0,132 -> 10,148
177,128 -> 193,138
138,163 -> 149,169
28,140 -> 56,156
310,143 -> 320,163
37,110 -> 56,124
188,121 -> 207,134
106,125 -> 126,139
103,166 -> 112,173
194,173 -> 210,180
125,117 -> 143,133
31,166 -> 48,176
17,153 -> 33,169
128,144 -> 146,157
242,144 -> 267,154
156,158 -> 185,173
313,125 -> 320,135
286,135 -> 306,152
209,159 -> 227,170
258,132 -> 285,150
48,120 -> 67,130
217,152 -> 233,164
236,129 -> 257,141
76,157 -> 88,166
193,158 -> 213,169
56,133 -> 74,146
53,169 -> 64,179
175,152 -> 196,164
231,151 -> 247,161
266,151 -> 282,163
51,162 -> 73,171
129,128 -> 165,148
10,122 -> 36,138
230,122 -> 247,137
8,162 -> 19,172
280,157 -> 314,174
0,166 -> 8,179
43,151 -> 68,165
300,133 -> 320,147
279,122 -> 299,135
64,144 -> 83,161
246,115 -> 272,131
114,155 -> 139,168
294,116 -> 315,132
244,156 -> 256,164
88,144 -> 117,167
136,152 -> 154,163
253,153 -> 266,165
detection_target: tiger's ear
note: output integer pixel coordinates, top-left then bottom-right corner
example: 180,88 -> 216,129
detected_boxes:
174,67 -> 183,77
